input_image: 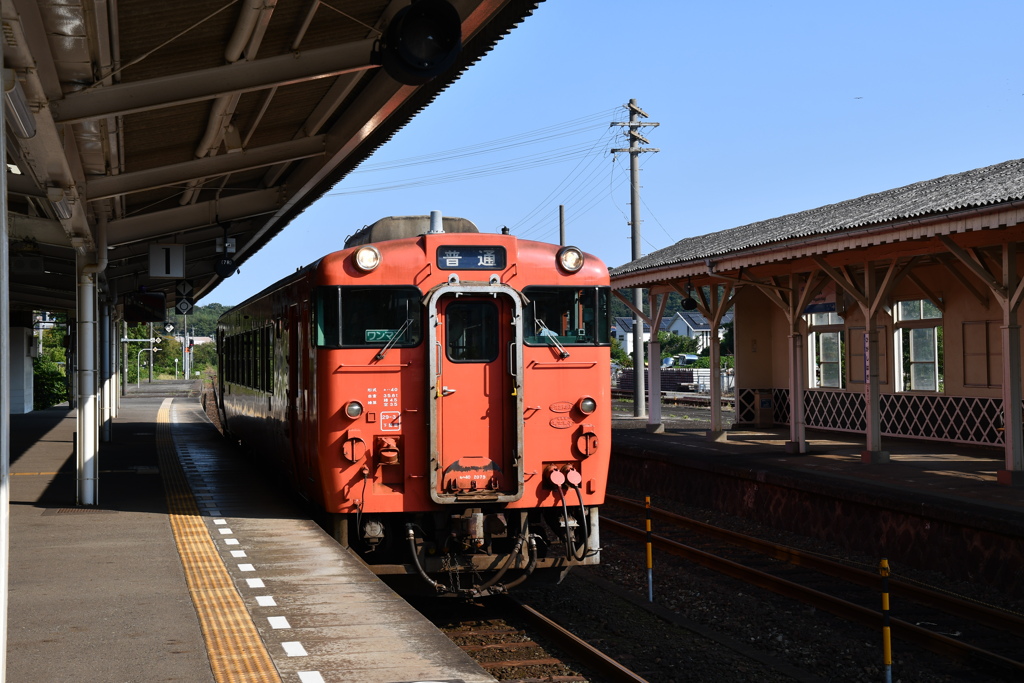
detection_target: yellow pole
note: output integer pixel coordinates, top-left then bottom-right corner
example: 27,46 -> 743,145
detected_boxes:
645,496 -> 653,602
880,558 -> 892,683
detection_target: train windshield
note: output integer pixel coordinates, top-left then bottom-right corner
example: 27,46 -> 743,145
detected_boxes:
315,286 -> 422,348
522,286 -> 610,346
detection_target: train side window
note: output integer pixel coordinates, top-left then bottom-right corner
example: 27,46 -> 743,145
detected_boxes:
445,301 -> 499,362
523,286 -> 610,346
315,286 -> 422,349
263,326 -> 274,392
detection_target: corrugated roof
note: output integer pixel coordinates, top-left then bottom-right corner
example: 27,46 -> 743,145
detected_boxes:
612,157 -> 1024,278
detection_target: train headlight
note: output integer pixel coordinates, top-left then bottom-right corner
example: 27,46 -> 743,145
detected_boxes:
558,246 -> 584,273
578,396 -> 597,415
345,401 -> 364,419
353,245 -> 382,272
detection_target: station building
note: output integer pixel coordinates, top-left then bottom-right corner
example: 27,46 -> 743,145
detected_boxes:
610,157 -> 1024,486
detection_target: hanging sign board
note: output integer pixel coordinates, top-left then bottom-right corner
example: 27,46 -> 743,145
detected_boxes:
804,282 -> 836,314
149,244 -> 185,278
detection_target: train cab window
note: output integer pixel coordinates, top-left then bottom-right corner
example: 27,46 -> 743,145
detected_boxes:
315,286 -> 422,349
445,301 -> 499,362
523,286 -> 610,346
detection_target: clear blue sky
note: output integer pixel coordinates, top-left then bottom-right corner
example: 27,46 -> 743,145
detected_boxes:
206,0 -> 1024,306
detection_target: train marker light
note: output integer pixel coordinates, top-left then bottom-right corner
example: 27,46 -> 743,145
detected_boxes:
345,401 -> 364,419
558,246 -> 584,273
353,245 -> 382,272
578,396 -> 597,415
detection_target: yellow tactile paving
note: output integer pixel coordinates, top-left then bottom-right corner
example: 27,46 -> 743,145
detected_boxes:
156,398 -> 281,683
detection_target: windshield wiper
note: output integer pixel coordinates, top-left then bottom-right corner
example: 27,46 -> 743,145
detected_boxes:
375,318 -> 413,360
536,319 -> 569,359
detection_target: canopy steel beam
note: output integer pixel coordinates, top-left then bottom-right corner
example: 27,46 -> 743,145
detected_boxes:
86,136 -> 326,201
51,40 -> 378,123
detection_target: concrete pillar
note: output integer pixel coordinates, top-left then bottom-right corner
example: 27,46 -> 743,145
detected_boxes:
786,331 -> 807,454
100,301 -> 111,442
861,318 -> 889,463
647,338 -> 663,433
998,319 -> 1024,485
8,320 -> 33,414
77,267 -> 99,506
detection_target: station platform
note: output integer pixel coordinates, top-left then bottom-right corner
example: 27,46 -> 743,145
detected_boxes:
5,384 -> 494,683
611,414 -> 1024,597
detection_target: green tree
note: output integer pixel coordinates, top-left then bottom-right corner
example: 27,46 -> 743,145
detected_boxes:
611,338 -> 632,368
34,322 -> 69,409
190,341 -> 218,375
657,331 -> 699,359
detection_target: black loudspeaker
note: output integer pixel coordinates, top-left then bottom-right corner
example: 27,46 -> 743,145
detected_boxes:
373,0 -> 462,85
682,297 -> 698,311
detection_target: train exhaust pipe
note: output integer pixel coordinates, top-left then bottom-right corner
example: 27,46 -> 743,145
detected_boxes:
428,210 -> 444,234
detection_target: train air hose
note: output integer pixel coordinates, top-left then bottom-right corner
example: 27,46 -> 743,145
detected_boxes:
405,526 -> 538,597
557,484 -> 590,562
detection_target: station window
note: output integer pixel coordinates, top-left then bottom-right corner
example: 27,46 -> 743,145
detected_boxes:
522,286 -> 610,346
894,299 -> 943,392
806,311 -> 844,388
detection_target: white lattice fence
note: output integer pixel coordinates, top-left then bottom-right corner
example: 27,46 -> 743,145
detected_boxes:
737,388 -> 1006,446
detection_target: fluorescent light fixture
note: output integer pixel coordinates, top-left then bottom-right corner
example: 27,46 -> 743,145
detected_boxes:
3,69 -> 36,139
47,186 -> 72,220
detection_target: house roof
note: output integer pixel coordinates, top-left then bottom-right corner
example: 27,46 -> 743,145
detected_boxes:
610,157 -> 1024,280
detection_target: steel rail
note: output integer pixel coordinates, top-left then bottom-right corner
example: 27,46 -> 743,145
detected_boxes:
603,516 -> 1024,676
500,597 -> 650,683
607,494 -> 1024,634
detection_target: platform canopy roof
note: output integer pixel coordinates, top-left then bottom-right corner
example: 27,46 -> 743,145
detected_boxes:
610,157 -> 1024,290
3,0 -> 540,312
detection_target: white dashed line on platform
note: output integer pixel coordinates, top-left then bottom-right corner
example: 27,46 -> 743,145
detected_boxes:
268,616 -> 291,629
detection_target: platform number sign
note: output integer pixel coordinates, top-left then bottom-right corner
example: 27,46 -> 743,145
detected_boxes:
149,244 -> 185,278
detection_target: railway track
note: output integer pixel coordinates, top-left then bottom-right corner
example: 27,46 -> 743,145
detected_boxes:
604,494 -> 1024,679
412,595 -> 649,682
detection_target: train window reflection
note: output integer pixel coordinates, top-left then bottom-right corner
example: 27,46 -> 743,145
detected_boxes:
316,286 -> 422,348
523,287 -> 610,346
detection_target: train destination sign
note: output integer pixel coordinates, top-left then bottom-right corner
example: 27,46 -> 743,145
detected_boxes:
365,329 -> 400,342
437,246 -> 506,270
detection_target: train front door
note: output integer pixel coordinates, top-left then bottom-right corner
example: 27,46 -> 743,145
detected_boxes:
434,294 -> 518,498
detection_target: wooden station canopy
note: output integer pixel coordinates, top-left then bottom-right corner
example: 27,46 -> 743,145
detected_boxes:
609,157 -> 1024,484
2,0 -> 540,312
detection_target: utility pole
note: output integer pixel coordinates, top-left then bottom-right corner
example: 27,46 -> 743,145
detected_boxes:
559,204 -> 565,246
612,99 -> 659,417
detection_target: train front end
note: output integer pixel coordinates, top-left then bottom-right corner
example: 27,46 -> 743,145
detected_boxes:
315,216 -> 611,597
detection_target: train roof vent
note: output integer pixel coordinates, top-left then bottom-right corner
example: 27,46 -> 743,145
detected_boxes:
344,215 -> 479,248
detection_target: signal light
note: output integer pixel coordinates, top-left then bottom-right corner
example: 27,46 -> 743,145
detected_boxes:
345,401 -> 364,419
372,0 -> 462,86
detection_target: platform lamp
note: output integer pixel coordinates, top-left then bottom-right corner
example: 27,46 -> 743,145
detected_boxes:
682,279 -> 699,311
3,68 -> 36,139
47,187 -> 73,221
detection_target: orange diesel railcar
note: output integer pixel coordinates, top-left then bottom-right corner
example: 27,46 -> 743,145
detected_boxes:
217,214 -> 611,597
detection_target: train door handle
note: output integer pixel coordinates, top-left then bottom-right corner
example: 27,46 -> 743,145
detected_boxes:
441,386 -> 456,396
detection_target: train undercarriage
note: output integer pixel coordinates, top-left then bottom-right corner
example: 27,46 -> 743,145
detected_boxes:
331,506 -> 602,598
